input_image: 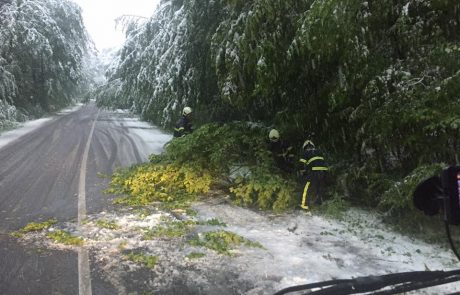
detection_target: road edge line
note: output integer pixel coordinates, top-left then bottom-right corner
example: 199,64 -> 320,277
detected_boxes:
78,109 -> 100,295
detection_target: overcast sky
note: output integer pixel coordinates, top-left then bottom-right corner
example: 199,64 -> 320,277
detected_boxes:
72,0 -> 160,51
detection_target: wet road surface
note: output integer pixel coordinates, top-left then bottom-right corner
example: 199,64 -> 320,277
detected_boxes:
0,104 -> 171,294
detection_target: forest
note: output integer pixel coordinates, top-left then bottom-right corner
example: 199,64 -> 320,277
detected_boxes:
94,0 -> 460,216
1,0 -> 459,215
0,0 -> 91,129
1,1 -> 460,292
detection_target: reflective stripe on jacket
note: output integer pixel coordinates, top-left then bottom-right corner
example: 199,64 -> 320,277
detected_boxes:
300,148 -> 328,172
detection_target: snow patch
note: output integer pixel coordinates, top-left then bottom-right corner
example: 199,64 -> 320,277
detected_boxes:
0,104 -> 83,150
193,203 -> 460,294
15,202 -> 460,294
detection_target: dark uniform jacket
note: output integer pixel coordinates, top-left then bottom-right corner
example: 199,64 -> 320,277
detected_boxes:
300,146 -> 328,175
173,116 -> 193,138
268,140 -> 295,172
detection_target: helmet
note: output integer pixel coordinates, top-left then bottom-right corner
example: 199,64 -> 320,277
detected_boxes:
302,140 -> 314,149
269,129 -> 280,142
183,107 -> 192,116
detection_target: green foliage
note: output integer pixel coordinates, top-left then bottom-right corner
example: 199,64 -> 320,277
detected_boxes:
110,122 -> 298,212
126,252 -> 158,268
231,169 -> 297,212
142,218 -> 227,240
143,220 -> 197,239
319,194 -> 350,219
0,0 -> 90,117
118,240 -> 128,251
163,122 -> 269,173
95,219 -> 120,230
202,218 -> 227,227
188,230 -> 264,255
100,0 -> 460,211
185,208 -> 198,217
21,219 -> 57,232
380,163 -> 446,214
186,252 -> 206,259
333,164 -> 395,207
46,230 -> 84,246
108,162 -> 212,207
165,122 -> 298,211
11,219 -> 57,238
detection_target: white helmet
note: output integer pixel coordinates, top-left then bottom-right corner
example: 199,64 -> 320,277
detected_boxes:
302,140 -> 314,149
183,106 -> 192,116
269,129 -> 280,142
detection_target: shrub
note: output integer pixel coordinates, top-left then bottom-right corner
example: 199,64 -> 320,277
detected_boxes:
108,163 -> 213,206
319,194 -> 350,218
230,168 -> 297,212
110,122 -> 299,212
380,163 -> 445,215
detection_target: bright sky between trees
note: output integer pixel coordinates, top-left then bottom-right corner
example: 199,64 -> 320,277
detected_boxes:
72,0 -> 160,50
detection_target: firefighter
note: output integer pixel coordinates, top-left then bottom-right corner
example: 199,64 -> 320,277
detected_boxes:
267,129 -> 295,173
299,139 -> 328,210
173,106 -> 193,138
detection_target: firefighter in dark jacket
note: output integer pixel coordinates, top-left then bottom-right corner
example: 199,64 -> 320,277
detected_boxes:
299,139 -> 328,210
173,107 -> 193,138
268,129 -> 295,173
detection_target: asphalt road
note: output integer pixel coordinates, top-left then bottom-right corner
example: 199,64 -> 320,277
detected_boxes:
0,104 -> 171,295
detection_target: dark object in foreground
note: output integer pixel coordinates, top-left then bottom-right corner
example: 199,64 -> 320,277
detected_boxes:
276,166 -> 460,295
274,270 -> 460,295
413,166 -> 460,225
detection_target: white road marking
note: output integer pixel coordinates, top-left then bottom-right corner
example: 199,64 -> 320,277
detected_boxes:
78,110 -> 99,225
78,110 -> 100,295
78,248 -> 92,295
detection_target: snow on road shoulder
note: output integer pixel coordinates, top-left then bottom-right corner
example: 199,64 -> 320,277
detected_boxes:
0,103 -> 83,150
193,202 -> 460,294
56,103 -> 84,115
14,200 -> 460,294
0,118 -> 52,150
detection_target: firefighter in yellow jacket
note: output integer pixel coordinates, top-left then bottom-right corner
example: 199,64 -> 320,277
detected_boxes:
299,139 -> 328,210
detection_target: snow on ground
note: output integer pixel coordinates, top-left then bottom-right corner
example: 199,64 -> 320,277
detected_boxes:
16,200 -> 460,294
6,104 -> 459,293
0,103 -> 83,150
119,116 -> 172,156
194,202 -> 460,293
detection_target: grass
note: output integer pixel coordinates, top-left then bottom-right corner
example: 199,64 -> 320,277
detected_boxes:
126,252 -> 158,268
46,230 -> 84,246
10,219 -> 58,238
188,230 -> 264,255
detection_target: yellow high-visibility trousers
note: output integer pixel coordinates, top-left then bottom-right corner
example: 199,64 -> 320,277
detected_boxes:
300,170 -> 327,210
300,181 -> 311,210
